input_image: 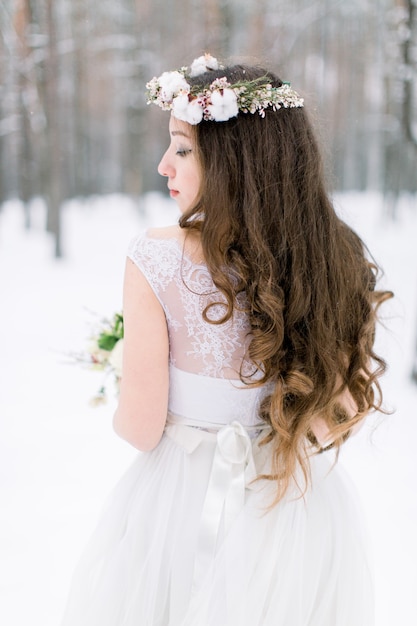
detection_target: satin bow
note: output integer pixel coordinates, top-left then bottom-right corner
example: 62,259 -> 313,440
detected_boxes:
165,415 -> 268,597
192,420 -> 258,592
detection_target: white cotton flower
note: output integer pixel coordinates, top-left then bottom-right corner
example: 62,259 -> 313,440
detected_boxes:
158,71 -> 189,101
87,341 -> 109,367
172,94 -> 204,125
206,88 -> 239,122
172,93 -> 190,119
108,339 -> 124,377
189,54 -> 220,77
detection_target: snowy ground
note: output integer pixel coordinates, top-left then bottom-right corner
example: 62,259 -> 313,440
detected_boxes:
0,191 -> 416,626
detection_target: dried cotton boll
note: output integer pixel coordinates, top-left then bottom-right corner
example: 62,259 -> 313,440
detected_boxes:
158,71 -> 189,102
189,54 -> 220,77
207,89 -> 239,122
172,94 -> 204,124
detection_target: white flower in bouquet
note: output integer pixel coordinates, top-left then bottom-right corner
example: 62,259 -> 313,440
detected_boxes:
108,338 -> 124,378
87,341 -> 110,368
72,312 -> 124,405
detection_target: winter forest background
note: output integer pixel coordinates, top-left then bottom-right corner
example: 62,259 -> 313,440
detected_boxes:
1,0 -> 417,255
1,1 -> 417,625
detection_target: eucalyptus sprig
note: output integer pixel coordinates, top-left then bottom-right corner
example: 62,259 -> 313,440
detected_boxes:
96,312 -> 124,352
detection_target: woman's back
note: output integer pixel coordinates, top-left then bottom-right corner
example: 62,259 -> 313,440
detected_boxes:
128,225 -> 251,379
62,216 -> 375,623
128,226 -> 272,427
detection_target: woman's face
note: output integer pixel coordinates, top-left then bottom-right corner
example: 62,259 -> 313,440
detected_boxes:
158,116 -> 201,214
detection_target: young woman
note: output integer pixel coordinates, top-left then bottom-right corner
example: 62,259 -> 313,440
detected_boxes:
61,55 -> 392,626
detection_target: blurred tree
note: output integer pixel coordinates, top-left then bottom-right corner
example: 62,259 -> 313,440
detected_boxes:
13,0 -> 34,227
44,0 -> 63,256
383,0 -> 417,216
71,0 -> 93,197
402,0 -> 417,151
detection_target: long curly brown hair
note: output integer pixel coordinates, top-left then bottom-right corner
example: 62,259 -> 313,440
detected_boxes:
179,64 -> 393,503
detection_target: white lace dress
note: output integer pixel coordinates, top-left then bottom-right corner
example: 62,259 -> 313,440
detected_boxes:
61,230 -> 374,626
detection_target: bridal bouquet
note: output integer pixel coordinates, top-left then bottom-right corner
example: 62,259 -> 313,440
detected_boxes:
79,312 -> 124,405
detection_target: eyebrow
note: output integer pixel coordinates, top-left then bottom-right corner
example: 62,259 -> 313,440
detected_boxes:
171,130 -> 191,139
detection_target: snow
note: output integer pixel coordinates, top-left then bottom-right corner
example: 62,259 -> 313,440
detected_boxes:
0,191 -> 416,625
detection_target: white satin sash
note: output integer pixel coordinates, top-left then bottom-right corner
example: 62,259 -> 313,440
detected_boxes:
165,414 -> 271,596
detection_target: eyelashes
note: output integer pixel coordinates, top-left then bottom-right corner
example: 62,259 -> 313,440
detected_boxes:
176,148 -> 192,157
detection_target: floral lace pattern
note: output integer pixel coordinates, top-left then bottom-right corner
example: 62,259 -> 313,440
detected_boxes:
127,232 -> 254,379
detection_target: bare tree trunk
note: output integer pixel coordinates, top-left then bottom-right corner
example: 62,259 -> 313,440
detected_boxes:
247,0 -> 267,57
383,0 -> 417,216
0,2 -> 20,201
404,2 -> 417,383
0,27 -> 7,207
44,0 -> 63,257
402,0 -> 417,150
14,0 -> 35,228
72,0 -> 93,196
202,0 -> 231,56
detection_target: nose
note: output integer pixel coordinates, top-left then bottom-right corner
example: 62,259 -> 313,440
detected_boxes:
157,149 -> 174,178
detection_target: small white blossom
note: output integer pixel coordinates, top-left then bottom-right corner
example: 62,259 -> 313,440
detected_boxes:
189,53 -> 220,77
210,77 -> 230,90
206,88 -> 239,122
172,94 -> 204,125
89,393 -> 107,407
158,71 -> 190,102
87,341 -> 109,367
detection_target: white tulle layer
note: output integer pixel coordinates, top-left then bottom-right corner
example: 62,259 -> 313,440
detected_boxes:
61,418 -> 373,626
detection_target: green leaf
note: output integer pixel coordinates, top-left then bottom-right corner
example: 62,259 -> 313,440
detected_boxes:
98,334 -> 119,351
113,313 -> 124,338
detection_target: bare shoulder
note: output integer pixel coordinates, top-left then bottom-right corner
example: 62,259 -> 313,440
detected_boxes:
146,224 -> 184,241
146,225 -> 204,263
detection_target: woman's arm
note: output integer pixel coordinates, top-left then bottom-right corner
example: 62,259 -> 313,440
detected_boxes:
113,258 -> 169,451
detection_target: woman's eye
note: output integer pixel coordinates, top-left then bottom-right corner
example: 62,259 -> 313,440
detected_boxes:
176,148 -> 192,157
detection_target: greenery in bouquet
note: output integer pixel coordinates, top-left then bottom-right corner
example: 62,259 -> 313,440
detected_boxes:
83,312 -> 124,405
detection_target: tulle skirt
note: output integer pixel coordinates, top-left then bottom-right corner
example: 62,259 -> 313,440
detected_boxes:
61,417 -> 373,626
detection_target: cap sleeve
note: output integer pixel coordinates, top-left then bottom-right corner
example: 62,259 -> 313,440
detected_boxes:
127,231 -> 182,306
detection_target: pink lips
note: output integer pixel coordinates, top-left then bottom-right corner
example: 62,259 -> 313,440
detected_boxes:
169,189 -> 179,198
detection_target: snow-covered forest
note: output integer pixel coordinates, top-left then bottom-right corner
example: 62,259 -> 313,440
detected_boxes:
1,0 -> 417,255
1,1 -> 417,625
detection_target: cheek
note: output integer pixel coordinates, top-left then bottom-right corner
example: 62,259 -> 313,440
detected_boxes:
189,177 -> 200,201
189,164 -> 202,195
192,172 -> 201,191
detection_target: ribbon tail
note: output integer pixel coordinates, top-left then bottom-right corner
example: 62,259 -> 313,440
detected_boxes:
191,421 -> 257,595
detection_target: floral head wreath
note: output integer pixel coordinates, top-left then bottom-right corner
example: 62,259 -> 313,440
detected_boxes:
146,54 -> 304,125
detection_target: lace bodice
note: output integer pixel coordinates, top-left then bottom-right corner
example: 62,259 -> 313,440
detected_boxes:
127,230 -> 254,380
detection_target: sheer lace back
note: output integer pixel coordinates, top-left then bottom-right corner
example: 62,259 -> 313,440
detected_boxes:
127,230 -> 253,380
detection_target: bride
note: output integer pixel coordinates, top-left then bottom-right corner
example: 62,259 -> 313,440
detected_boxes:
61,55 -> 392,626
